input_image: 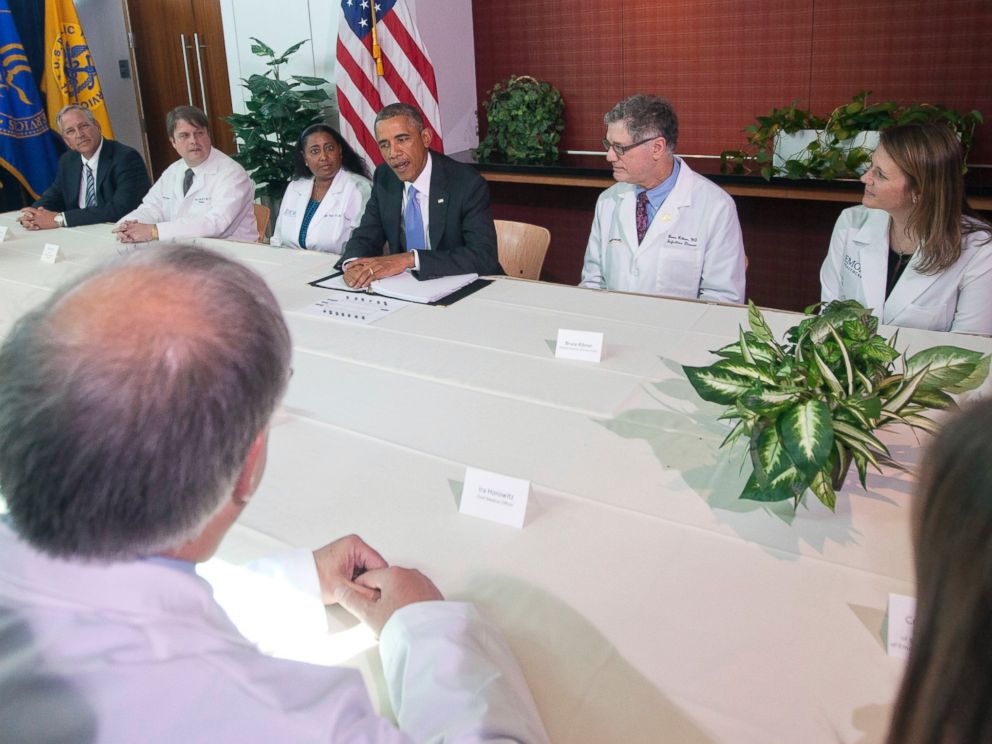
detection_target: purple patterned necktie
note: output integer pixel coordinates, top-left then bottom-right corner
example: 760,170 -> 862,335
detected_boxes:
636,190 -> 650,244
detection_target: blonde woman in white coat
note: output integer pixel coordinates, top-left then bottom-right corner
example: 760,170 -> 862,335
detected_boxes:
821,122 -> 992,334
272,124 -> 372,253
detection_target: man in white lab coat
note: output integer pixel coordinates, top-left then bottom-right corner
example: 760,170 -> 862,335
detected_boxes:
580,94 -> 746,303
114,106 -> 258,243
0,245 -> 548,743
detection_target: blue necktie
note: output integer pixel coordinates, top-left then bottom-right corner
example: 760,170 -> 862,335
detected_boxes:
404,185 -> 425,251
84,164 -> 96,207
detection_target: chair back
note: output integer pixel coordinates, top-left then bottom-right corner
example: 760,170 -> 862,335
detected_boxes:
495,220 -> 550,280
253,203 -> 271,243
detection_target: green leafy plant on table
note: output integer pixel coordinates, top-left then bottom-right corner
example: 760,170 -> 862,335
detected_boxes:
683,300 -> 990,511
720,91 -> 983,180
225,38 -> 332,202
476,75 -> 565,165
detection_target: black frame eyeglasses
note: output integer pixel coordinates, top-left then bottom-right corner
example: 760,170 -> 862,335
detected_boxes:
602,135 -> 658,156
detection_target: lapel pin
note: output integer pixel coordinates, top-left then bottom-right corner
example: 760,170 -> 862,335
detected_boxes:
661,214 -> 673,221
437,198 -> 444,204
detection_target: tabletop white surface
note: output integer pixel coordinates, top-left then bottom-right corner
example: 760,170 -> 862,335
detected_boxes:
2,215 -> 991,743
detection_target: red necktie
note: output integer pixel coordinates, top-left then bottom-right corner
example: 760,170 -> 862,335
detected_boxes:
636,191 -> 650,244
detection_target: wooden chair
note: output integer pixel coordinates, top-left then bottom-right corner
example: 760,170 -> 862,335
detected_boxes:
253,203 -> 271,243
495,220 -> 550,280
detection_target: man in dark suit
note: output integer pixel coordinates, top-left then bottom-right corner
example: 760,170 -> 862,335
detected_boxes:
339,102 -> 502,287
18,105 -> 150,230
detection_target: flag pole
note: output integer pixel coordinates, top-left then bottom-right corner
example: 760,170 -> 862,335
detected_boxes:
369,2 -> 384,76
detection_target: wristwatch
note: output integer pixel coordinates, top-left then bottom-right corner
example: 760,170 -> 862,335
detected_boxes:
54,212 -> 65,227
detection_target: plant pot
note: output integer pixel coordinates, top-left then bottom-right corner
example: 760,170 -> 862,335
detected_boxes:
772,130 -> 819,169
773,129 -> 880,176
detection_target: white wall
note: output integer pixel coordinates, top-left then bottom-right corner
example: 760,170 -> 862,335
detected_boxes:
75,0 -> 144,156
415,0 -> 479,152
220,0 -> 338,124
220,0 -> 479,151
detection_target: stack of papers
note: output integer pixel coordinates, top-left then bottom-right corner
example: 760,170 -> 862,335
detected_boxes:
313,270 -> 478,304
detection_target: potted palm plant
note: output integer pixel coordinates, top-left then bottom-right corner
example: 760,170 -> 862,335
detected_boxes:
225,38 -> 333,219
683,300 -> 990,511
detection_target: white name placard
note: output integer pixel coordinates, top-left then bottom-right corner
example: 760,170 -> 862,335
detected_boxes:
0,225 -> 9,242
886,593 -> 916,659
555,328 -> 604,362
41,243 -> 64,264
459,467 -> 530,528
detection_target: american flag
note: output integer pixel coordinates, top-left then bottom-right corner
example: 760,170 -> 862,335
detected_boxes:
335,0 -> 444,167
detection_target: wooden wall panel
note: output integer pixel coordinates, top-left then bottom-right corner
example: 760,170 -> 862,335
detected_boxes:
809,0 -> 992,161
473,0 -> 623,152
621,0 -> 814,155
473,0 -> 991,160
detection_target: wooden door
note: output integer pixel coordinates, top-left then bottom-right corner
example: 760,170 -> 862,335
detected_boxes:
124,0 -> 236,178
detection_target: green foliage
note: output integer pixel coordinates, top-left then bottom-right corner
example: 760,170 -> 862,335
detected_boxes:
476,75 -> 564,165
720,91 -> 984,181
224,38 -> 332,200
683,300 -> 990,512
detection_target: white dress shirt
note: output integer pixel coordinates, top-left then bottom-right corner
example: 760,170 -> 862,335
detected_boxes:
77,139 -> 104,209
402,153 -> 433,271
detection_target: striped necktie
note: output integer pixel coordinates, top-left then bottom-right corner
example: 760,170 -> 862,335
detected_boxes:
84,164 -> 96,208
183,168 -> 195,196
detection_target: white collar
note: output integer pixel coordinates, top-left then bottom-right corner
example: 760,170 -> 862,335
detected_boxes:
407,151 -> 433,197
81,138 -> 104,170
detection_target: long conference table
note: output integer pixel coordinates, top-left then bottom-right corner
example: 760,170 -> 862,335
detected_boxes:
2,214 -> 992,744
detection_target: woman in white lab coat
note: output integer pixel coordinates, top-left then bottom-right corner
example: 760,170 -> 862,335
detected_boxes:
821,122 -> 992,334
272,124 -> 372,253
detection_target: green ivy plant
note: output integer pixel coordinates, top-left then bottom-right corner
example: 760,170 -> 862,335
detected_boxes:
720,101 -> 824,179
683,300 -> 990,511
476,75 -> 564,165
721,91 -> 984,181
225,38 -> 332,201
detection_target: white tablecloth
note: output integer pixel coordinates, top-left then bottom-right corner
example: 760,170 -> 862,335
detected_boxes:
3,215 -> 991,743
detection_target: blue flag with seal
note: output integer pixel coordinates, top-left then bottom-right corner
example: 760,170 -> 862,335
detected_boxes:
0,1 -> 58,200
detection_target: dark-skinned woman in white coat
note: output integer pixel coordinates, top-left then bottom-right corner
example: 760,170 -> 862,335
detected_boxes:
821,122 -> 992,334
272,124 -> 371,253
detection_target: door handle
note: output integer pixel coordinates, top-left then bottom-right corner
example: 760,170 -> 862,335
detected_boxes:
193,32 -> 208,118
179,33 -> 193,105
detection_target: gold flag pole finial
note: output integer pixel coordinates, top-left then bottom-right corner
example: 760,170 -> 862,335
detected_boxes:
369,2 -> 384,76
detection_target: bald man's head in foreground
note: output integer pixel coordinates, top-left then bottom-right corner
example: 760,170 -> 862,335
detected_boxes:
0,245 -> 291,561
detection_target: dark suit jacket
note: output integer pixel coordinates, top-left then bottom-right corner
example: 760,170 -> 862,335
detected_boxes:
34,139 -> 151,226
337,152 -> 503,279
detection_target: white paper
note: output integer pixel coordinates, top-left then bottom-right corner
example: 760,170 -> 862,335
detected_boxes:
0,225 -> 9,242
555,328 -> 604,362
40,243 -> 64,264
299,293 -> 410,325
371,271 -> 478,303
886,593 -> 916,659
312,270 -> 478,304
459,467 -> 530,528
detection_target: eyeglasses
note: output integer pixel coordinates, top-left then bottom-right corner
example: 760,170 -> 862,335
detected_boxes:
602,135 -> 658,156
